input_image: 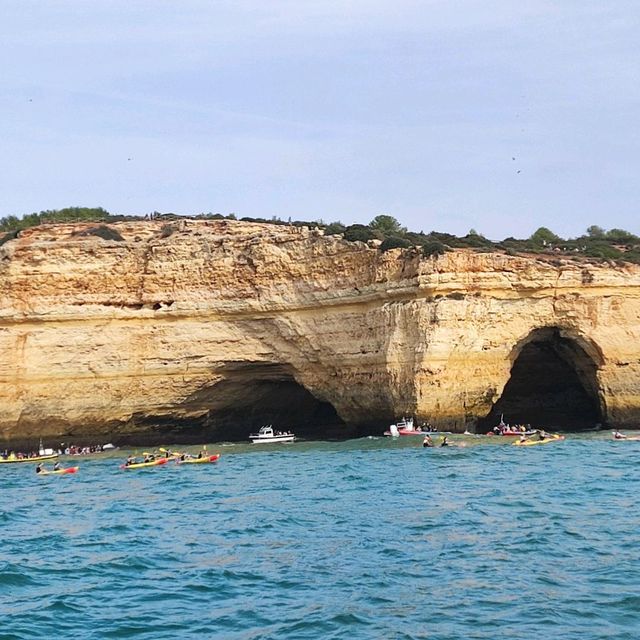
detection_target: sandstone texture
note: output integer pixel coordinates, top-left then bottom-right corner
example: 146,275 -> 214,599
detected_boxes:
1,219 -> 639,444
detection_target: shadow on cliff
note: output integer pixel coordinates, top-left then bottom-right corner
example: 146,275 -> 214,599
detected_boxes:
121,362 -> 353,444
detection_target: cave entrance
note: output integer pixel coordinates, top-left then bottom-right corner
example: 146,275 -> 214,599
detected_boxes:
478,328 -> 604,432
156,363 -> 348,443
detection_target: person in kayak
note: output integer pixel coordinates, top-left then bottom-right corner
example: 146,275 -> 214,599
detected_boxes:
125,455 -> 137,466
614,430 -> 626,439
537,430 -> 548,441
36,463 -> 44,474
53,461 -> 61,471
519,433 -> 528,443
422,435 -> 433,448
440,436 -> 450,447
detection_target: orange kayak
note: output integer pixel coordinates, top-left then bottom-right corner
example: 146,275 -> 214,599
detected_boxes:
39,466 -> 79,475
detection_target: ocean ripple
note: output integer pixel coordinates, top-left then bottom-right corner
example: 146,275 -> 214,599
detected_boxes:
1,436 -> 639,638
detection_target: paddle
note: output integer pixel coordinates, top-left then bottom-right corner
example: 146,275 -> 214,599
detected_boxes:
159,447 -> 181,457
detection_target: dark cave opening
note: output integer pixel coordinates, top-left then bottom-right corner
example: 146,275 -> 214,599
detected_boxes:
477,328 -> 604,432
136,363 -> 349,444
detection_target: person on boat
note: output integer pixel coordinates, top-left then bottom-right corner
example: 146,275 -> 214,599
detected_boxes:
440,436 -> 450,447
422,435 -> 433,448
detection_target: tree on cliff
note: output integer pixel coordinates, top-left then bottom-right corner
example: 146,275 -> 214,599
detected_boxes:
529,227 -> 562,247
369,215 -> 407,236
586,225 -> 605,238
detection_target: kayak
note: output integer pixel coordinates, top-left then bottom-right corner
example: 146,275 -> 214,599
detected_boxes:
487,430 -> 536,437
39,466 -> 79,476
176,454 -> 220,465
120,458 -> 169,470
513,435 -> 565,447
0,453 -> 59,464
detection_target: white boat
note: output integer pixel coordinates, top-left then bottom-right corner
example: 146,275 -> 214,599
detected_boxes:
249,426 -> 296,444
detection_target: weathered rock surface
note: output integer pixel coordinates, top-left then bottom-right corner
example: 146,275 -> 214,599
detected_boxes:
1,219 -> 639,444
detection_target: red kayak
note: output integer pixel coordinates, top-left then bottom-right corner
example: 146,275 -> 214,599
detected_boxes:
39,466 -> 79,476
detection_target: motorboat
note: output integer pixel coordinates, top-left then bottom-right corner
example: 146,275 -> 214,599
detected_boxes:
249,426 -> 296,444
383,417 -> 440,437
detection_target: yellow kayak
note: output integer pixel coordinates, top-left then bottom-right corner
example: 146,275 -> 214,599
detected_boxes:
120,458 -> 169,470
176,454 -> 220,465
513,435 -> 565,446
0,453 -> 59,464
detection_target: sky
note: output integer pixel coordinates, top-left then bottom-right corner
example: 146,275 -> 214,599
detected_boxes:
1,0 -> 639,240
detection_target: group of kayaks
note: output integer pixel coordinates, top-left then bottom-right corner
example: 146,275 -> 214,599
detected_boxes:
120,452 -> 221,470
1,446 -> 221,476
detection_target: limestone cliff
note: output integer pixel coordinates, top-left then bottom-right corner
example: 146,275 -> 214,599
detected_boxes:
1,219 -> 639,444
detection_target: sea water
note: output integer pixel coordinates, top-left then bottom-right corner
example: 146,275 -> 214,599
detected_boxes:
1,435 -> 639,639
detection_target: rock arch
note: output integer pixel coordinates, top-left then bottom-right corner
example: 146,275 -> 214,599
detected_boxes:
478,327 -> 605,431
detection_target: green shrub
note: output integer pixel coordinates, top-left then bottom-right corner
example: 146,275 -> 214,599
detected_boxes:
583,242 -> 622,259
343,224 -> 376,242
379,236 -> 411,252
324,222 -> 346,235
422,241 -> 447,257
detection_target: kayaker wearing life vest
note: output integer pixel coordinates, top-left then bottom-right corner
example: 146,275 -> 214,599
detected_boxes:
440,436 -> 450,447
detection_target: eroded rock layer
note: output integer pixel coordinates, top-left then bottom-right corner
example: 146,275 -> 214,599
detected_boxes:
1,219 -> 639,443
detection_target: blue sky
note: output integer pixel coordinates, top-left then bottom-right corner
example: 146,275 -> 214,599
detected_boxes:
1,1 -> 639,239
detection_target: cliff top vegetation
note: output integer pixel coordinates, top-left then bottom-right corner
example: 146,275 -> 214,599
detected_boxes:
1,207 -> 639,265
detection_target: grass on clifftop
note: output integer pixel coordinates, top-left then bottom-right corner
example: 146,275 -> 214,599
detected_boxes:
1,207 -> 639,265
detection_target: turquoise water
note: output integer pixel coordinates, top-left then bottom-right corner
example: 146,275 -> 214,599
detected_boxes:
1,435 -> 639,639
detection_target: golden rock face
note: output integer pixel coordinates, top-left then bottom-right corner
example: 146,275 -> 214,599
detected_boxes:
1,219 -> 639,443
